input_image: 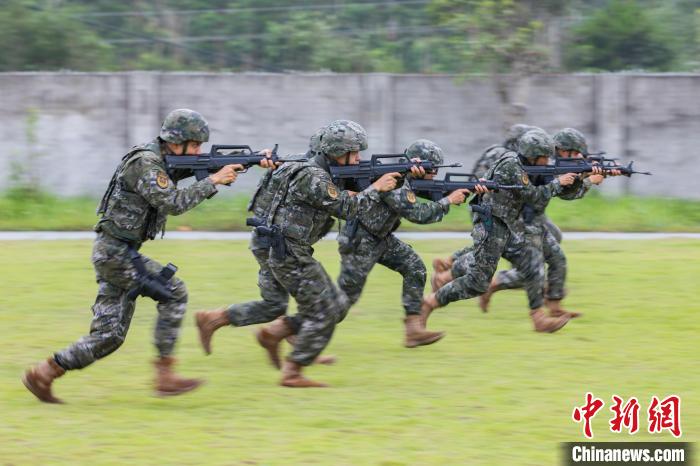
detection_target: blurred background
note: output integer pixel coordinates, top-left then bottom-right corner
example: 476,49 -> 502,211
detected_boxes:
1,0 -> 699,231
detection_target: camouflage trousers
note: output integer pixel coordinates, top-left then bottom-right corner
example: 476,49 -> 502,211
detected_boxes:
268,241 -> 349,367
54,233 -> 188,370
226,248 -> 289,327
436,218 -> 546,310
492,223 -> 567,300
337,231 -> 426,319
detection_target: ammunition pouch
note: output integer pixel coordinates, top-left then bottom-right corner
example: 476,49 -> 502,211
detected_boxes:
126,248 -> 178,302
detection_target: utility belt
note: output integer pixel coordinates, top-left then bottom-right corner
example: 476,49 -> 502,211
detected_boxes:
246,217 -> 287,261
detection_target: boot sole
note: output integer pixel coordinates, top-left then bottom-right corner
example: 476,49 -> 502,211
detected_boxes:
21,374 -> 63,404
541,318 -> 570,333
405,332 -> 445,348
155,381 -> 204,397
280,380 -> 328,388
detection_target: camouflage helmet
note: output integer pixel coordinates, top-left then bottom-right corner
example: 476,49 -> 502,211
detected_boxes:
553,128 -> 588,154
320,120 -> 368,158
504,124 -> 543,151
308,126 -> 326,154
517,129 -> 555,159
309,119 -> 351,154
405,139 -> 444,165
159,108 -> 210,144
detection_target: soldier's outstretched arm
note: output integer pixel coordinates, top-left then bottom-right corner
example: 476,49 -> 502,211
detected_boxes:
382,184 -> 452,225
292,169 -> 399,220
494,161 -> 565,205
130,157 -> 218,215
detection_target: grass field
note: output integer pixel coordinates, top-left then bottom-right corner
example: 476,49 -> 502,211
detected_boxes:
2,188 -> 700,232
1,239 -> 698,465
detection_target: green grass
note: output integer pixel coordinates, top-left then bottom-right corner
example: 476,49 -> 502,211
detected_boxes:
2,188 -> 700,232
0,239 -> 698,465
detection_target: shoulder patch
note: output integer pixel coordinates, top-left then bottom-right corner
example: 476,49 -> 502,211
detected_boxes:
156,171 -> 170,189
521,173 -> 530,185
327,184 -> 338,199
406,190 -> 417,204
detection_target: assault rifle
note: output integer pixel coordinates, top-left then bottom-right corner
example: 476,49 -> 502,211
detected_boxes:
165,144 -> 307,181
523,156 -> 652,177
409,173 -> 525,201
329,154 -> 462,190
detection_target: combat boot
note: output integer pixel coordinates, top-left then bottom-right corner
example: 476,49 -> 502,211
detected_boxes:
419,293 -> 440,327
529,308 -> 569,333
22,357 -> 66,404
404,315 -> 445,348
285,335 -> 337,365
430,270 -> 452,293
478,279 -> 499,313
154,356 -> 203,397
545,299 -> 582,319
432,257 -> 452,273
280,360 -> 328,388
195,308 -> 230,355
257,316 -> 293,369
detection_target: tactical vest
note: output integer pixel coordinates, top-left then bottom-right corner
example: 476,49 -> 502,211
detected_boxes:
248,151 -> 314,220
267,161 -> 336,245
96,140 -> 168,244
479,152 -> 527,230
248,171 -> 276,220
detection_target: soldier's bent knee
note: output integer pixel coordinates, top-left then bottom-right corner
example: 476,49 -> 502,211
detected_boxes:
169,278 -> 188,304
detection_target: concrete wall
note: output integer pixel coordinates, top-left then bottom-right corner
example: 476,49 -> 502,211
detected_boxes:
0,72 -> 696,198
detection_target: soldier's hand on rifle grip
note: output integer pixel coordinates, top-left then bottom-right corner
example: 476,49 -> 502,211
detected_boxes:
557,173 -> 577,186
372,172 -> 401,192
447,188 -> 471,205
258,149 -> 277,169
209,164 -> 242,185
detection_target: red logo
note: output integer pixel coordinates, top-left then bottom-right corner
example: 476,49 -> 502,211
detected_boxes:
572,393 -> 682,439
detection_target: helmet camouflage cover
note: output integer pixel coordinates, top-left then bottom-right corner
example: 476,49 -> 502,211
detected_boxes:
405,139 -> 444,165
159,108 -> 210,144
518,129 -> 555,159
553,128 -> 588,154
504,124 -> 543,151
320,120 -> 368,158
308,126 -> 326,154
309,119 -> 352,154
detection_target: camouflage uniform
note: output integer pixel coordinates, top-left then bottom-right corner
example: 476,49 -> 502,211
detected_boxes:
437,131 -> 564,310
267,122 -> 381,367
224,127 -> 328,328
337,139 -> 451,319
490,128 -> 592,300
54,112 -> 217,371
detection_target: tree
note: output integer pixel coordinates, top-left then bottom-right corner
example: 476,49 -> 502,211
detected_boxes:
0,0 -> 113,71
428,0 -> 570,127
565,0 -> 675,71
